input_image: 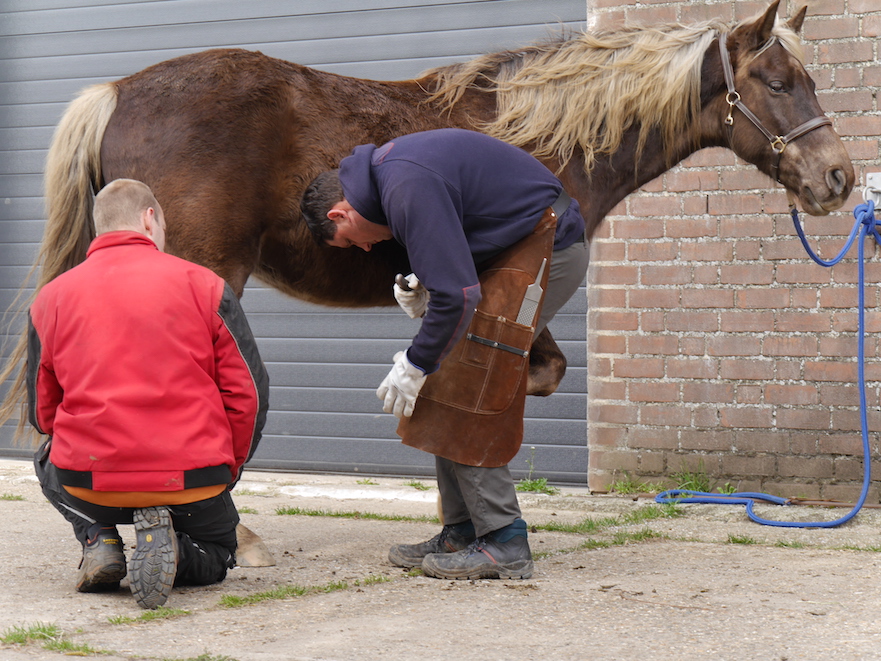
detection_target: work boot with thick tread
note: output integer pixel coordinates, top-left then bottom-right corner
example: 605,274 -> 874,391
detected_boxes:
76,528 -> 126,593
388,524 -> 476,568
421,534 -> 533,580
129,507 -> 178,609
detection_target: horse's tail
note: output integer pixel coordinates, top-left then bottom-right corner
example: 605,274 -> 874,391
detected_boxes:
0,82 -> 118,443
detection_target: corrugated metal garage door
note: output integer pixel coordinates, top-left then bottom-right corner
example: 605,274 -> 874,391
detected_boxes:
0,0 -> 588,483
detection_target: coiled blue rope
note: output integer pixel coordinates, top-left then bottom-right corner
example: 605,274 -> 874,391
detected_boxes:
656,200 -> 877,528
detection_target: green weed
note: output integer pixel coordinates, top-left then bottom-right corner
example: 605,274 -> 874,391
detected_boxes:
108,606 -> 190,625
516,447 -> 560,495
274,506 -> 437,523
403,479 -> 431,491
356,478 -> 378,485
607,472 -> 667,495
1,622 -> 111,655
236,506 -> 258,515
727,534 -> 758,545
0,493 -> 24,501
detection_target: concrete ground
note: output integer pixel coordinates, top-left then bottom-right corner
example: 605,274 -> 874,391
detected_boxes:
0,457 -> 880,660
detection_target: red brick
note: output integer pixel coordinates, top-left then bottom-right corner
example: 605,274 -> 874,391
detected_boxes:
641,311 -> 665,332
624,5 -> 677,25
777,456 -> 834,478
865,66 -> 881,87
764,384 -> 819,406
763,335 -> 818,357
628,335 -> 679,356
719,406 -> 774,428
804,360 -> 857,383
763,239 -> 812,260
817,41 -> 875,65
683,195 -> 709,216
590,426 -> 627,447
708,194 -> 764,215
832,457 -> 865,481
680,241 -> 733,261
721,263 -> 774,285
682,382 -> 735,403
765,481 -> 821,500
776,311 -> 830,332
733,2 -> 773,21
835,115 -> 881,137
591,310 -> 639,331
640,177 -> 664,193
864,15 -> 881,38
850,0 -> 881,12
637,452 -> 667,475
680,288 -> 735,309
818,336 -> 859,358
707,336 -> 762,357
790,289 -> 818,309
590,335 -> 626,357
628,428 -> 679,450
776,263 -> 833,284
834,67 -> 862,88
639,404 -> 692,427
590,356 -> 611,377
720,169 -> 776,191
592,265 -> 638,285
733,240 -> 761,260
666,218 -> 717,239
666,169 -> 721,193
719,216 -> 774,238
681,148 -> 735,168
681,3 -> 733,24
720,358 -> 774,380
693,406 -> 721,428
614,357 -> 664,378
679,337 -> 707,355
818,383 -> 859,407
615,221 -> 664,240
736,384 -> 763,404
589,287 -> 626,308
789,432 -> 820,455
735,430 -> 789,454
803,0 -> 845,14
628,242 -> 678,262
641,264 -> 691,285
720,454 -> 777,477
817,90 -> 875,113
774,360 -> 802,381
630,195 -> 681,217
591,240 -> 625,261
665,310 -> 719,332
804,16 -> 859,40
777,408 -> 832,431
818,287 -> 858,308
720,311 -> 774,332
844,139 -> 880,161
630,382 -> 679,403
589,449 -> 639,472
591,403 -> 639,425
629,289 -> 680,309
679,430 -> 734,452
736,288 -> 791,309
820,434 -> 864,456
666,357 -> 719,379
693,265 -> 720,284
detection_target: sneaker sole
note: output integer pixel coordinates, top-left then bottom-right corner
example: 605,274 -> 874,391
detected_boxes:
130,507 -> 177,609
421,556 -> 534,580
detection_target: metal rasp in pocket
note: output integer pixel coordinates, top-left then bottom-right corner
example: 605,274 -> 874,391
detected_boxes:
515,257 -> 547,327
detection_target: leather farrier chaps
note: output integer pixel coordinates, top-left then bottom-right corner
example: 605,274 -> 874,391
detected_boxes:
397,206 -> 558,467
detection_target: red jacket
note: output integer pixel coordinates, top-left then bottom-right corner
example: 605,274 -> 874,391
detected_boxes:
27,231 -> 269,492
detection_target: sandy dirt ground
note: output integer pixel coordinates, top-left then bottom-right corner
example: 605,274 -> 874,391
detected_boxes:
1,457 -> 880,660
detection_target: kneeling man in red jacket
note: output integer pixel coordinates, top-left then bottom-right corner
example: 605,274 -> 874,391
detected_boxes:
28,178 -> 269,609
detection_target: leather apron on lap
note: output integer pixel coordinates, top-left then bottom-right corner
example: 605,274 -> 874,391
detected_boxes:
397,205 -> 558,467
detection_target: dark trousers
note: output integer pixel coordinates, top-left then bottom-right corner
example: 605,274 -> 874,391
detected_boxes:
35,441 -> 238,586
435,456 -> 522,537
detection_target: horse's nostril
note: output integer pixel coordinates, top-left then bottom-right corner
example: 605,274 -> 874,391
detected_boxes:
827,168 -> 846,196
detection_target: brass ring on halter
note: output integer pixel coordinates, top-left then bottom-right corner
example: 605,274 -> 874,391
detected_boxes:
770,136 -> 787,154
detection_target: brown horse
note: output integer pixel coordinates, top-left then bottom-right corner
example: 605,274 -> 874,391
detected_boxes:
0,1 -> 854,433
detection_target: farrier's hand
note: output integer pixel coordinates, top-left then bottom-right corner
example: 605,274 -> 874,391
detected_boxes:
376,350 -> 427,418
393,273 -> 430,319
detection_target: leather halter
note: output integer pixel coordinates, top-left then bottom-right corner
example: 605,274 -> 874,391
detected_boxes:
718,33 -> 832,183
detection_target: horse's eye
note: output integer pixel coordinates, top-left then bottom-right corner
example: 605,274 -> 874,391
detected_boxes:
769,81 -> 786,93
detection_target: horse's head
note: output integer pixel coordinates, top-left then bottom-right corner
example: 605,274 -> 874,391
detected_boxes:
712,1 -> 854,214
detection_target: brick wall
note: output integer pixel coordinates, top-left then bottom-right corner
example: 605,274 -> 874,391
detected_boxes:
586,0 -> 881,500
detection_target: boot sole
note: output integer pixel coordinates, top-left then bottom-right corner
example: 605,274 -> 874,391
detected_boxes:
422,556 -> 534,580
130,507 -> 178,609
76,560 -> 127,593
388,546 -> 424,569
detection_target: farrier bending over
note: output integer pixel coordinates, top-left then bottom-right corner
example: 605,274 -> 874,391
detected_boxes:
301,128 -> 588,580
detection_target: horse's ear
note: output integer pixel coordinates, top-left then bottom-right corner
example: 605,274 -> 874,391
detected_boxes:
786,5 -> 808,34
743,0 -> 781,50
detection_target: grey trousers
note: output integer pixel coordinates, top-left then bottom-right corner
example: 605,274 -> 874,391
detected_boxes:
435,237 -> 590,537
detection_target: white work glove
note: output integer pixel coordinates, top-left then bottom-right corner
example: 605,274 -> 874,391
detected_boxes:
393,273 -> 430,319
377,350 -> 427,418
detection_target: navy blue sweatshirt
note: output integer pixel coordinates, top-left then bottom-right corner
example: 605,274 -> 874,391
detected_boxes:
339,128 -> 585,374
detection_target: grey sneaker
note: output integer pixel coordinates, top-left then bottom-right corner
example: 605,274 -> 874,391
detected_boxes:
421,534 -> 533,580
75,528 -> 126,593
388,524 -> 476,568
129,507 -> 178,609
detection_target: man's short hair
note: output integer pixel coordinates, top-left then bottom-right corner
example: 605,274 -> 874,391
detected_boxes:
300,170 -> 343,244
93,179 -> 161,235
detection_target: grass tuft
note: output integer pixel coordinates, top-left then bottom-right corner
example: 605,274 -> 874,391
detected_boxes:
108,606 -> 190,625
274,506 -> 437,523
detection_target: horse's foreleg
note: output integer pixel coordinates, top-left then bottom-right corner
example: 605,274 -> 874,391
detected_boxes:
527,327 -> 567,396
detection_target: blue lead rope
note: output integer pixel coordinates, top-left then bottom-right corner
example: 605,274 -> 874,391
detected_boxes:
655,200 -> 877,528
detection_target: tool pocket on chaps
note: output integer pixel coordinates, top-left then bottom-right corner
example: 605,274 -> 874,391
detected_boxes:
460,310 -> 533,413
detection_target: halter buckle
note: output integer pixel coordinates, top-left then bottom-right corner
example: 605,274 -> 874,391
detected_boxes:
770,136 -> 787,154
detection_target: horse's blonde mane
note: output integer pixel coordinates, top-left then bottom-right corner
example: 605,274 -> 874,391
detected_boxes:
427,13 -> 804,171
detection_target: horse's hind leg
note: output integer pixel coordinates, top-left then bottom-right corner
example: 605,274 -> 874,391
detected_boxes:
527,327 -> 567,396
